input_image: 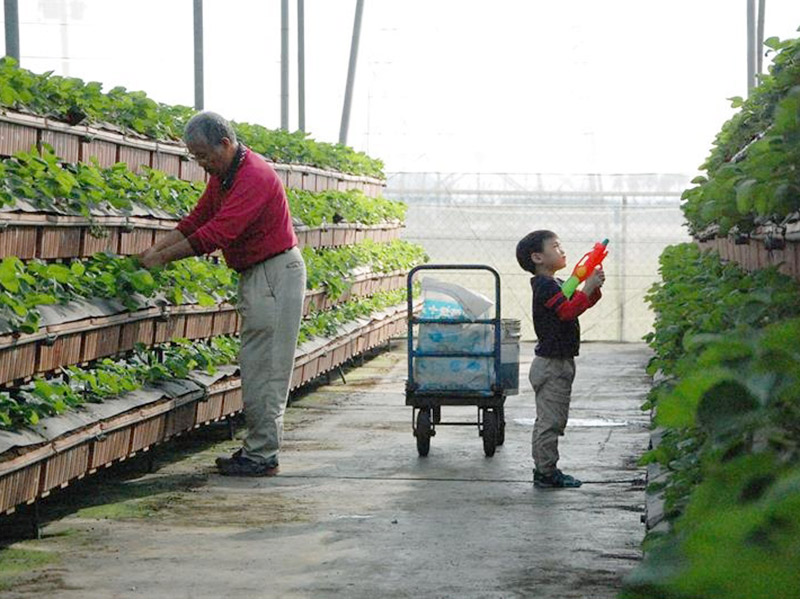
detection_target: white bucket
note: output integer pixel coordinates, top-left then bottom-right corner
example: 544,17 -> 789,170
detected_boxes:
500,318 -> 521,395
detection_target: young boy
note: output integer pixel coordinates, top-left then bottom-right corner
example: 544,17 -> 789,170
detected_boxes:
515,230 -> 604,488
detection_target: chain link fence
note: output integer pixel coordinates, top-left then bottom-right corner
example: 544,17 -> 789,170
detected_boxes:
386,172 -> 691,342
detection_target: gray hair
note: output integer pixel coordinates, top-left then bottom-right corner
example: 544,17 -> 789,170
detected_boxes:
183,111 -> 237,147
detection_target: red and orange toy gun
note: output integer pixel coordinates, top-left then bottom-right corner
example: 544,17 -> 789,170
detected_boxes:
561,239 -> 609,299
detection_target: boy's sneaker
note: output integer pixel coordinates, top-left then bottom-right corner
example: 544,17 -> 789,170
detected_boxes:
216,449 -> 280,477
533,468 -> 582,488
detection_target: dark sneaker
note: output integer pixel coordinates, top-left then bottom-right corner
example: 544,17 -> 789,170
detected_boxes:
533,468 -> 582,488
216,450 -> 280,477
215,448 -> 244,469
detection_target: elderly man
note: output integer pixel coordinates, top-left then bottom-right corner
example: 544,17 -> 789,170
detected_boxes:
138,111 -> 306,477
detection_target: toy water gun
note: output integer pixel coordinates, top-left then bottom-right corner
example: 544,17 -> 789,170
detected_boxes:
561,239 -> 609,299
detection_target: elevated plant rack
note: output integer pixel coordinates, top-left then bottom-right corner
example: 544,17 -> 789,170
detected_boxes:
0,82 -> 419,536
0,268 -> 410,388
695,218 -> 800,282
0,209 -> 404,260
0,301 -> 417,517
0,109 -> 385,196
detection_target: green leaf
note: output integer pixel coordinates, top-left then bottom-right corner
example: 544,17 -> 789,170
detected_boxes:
70,261 -> 86,277
45,264 -> 72,284
24,293 -> 57,307
128,269 -> 155,293
0,267 -> 20,293
196,291 -> 216,307
727,96 -> 744,108
735,178 -> 757,214
695,379 -> 760,431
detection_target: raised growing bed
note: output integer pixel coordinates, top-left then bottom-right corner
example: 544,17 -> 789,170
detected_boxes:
0,301 -> 415,515
695,218 -> 800,281
0,267 -> 409,388
0,109 -> 385,195
0,210 -> 404,260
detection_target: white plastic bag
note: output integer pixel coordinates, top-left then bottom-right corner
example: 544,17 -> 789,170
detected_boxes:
420,277 -> 494,321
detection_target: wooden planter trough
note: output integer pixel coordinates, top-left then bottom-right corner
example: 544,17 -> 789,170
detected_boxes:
0,301 -> 412,515
695,220 -> 800,283
0,109 -> 385,195
0,267 -> 408,388
0,211 -> 404,260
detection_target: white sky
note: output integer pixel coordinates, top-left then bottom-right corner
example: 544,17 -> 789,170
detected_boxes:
4,0 -> 800,175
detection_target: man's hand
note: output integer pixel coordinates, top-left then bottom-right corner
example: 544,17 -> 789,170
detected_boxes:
136,248 -> 161,269
583,267 -> 605,295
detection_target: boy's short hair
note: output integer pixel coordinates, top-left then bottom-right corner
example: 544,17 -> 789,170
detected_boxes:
516,230 -> 557,274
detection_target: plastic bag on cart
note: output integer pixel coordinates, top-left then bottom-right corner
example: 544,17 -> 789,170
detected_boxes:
415,278 -> 495,392
419,278 -> 494,321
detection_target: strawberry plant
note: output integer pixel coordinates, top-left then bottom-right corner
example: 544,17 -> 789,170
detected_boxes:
298,286 -> 413,343
681,31 -> 800,235
623,245 -> 800,599
643,243 -> 800,377
0,253 -> 237,332
625,320 -> 800,599
287,188 -> 406,227
0,336 -> 239,430
0,282 -> 417,430
233,122 -> 384,178
0,147 -> 205,219
0,57 -> 384,178
302,240 -> 427,299
0,236 -> 424,334
0,148 -> 402,227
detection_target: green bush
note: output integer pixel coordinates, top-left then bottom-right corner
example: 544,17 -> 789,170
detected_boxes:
0,57 -> 384,178
681,31 -> 800,235
623,244 -> 800,599
0,285 -> 418,431
0,148 -> 401,225
0,240 -> 427,334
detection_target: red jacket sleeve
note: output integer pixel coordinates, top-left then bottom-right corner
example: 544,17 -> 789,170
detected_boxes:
588,288 -> 602,307
546,289 -> 602,321
184,176 -> 273,255
176,180 -> 218,239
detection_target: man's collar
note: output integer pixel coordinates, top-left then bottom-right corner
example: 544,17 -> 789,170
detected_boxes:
221,144 -> 247,191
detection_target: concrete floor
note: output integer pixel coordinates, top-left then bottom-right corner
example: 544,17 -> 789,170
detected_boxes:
1,341 -> 652,599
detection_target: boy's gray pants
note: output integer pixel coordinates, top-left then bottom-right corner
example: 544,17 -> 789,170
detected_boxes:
236,247 -> 306,465
529,356 -> 576,475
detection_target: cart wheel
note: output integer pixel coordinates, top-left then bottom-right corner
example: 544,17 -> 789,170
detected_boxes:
432,405 -> 442,424
482,410 -> 498,457
497,406 -> 506,446
416,410 -> 431,457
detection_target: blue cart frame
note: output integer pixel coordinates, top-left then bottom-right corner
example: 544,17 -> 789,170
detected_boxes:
406,264 -> 507,457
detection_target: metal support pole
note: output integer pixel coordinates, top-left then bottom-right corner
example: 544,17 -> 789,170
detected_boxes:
4,0 -> 20,61
297,0 -> 306,131
58,0 -> 70,76
618,196 -> 627,342
281,0 -> 289,130
756,0 -> 766,77
193,0 -> 204,110
339,0 -> 365,145
747,0 -> 756,94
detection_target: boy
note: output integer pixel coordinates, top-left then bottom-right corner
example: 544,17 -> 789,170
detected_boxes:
515,230 -> 604,488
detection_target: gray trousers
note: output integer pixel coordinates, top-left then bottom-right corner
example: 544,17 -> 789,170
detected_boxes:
529,356 -> 576,475
237,247 -> 306,464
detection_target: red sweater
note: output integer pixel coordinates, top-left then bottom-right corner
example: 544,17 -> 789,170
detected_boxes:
177,147 -> 297,272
